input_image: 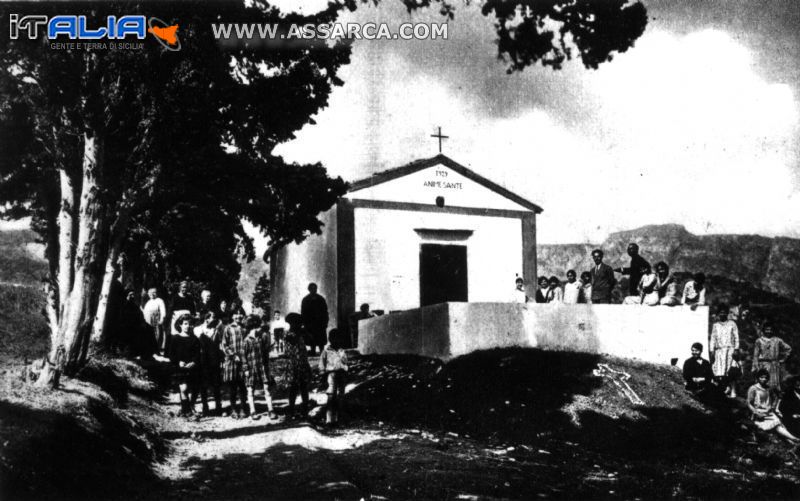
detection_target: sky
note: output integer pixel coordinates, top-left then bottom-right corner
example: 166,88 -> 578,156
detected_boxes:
271,0 -> 800,244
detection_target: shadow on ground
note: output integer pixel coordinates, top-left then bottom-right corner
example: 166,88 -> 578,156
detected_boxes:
0,400 -> 160,501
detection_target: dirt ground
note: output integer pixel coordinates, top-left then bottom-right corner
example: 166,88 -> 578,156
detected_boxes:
3,349 -> 800,500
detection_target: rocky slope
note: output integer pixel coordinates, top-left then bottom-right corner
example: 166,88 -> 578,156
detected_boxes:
538,224 -> 800,303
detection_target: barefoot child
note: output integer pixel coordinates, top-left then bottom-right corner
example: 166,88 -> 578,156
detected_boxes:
319,328 -> 349,426
243,315 -> 276,420
283,313 -> 311,418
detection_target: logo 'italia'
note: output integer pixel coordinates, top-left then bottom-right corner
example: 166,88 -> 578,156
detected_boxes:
148,24 -> 178,46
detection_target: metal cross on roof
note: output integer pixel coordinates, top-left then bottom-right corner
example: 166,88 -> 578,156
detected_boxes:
430,126 -> 449,153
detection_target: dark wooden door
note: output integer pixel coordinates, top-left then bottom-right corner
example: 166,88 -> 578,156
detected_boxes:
419,244 -> 468,306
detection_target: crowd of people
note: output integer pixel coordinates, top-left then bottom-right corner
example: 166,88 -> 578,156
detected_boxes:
514,244 -> 707,307
119,281 -> 349,424
681,304 -> 798,444
512,242 -> 799,445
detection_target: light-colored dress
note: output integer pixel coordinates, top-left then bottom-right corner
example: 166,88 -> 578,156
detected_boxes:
580,284 -> 592,304
563,281 -> 581,304
681,281 -> 706,306
655,274 -> 680,306
512,288 -> 527,304
710,320 -> 739,377
753,336 -> 792,389
623,272 -> 658,305
747,383 -> 781,430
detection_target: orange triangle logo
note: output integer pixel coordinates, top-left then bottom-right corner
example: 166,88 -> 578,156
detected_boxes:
148,25 -> 179,45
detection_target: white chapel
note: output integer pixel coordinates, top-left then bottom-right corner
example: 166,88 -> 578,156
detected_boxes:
269,154 -> 543,335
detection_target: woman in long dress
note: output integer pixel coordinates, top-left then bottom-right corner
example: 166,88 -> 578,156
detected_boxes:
710,306 -> 739,397
753,321 -> 792,390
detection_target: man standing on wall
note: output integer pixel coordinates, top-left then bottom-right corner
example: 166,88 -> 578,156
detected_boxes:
301,282 -> 329,355
589,249 -> 616,304
614,243 -> 650,296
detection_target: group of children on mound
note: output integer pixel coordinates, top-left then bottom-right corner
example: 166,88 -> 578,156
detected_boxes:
167,308 -> 349,425
682,305 -> 799,444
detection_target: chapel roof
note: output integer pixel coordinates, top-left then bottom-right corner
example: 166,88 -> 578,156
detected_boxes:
348,154 -> 543,214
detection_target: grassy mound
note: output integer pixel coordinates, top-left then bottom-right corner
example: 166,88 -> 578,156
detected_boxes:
345,348 -> 709,443
342,348 -> 799,499
0,358 -> 166,501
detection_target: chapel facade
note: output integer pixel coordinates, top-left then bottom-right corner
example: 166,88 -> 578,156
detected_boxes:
269,154 -> 543,334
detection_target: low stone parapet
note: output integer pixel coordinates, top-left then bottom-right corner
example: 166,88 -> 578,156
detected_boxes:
358,302 -> 709,365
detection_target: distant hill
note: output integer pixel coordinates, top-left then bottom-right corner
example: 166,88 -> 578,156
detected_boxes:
0,228 -> 47,286
538,224 -> 800,303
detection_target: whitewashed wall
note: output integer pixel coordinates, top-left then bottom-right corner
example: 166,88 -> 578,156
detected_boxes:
353,207 -> 523,314
360,303 -> 710,366
271,206 -> 338,327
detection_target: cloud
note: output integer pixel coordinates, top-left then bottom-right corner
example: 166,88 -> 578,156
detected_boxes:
275,21 -> 800,243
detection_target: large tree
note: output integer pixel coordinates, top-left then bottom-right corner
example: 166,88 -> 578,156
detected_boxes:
0,0 -> 647,384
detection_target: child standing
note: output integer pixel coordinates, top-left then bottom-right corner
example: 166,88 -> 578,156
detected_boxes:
710,307 -> 739,397
545,276 -> 563,303
319,328 -> 349,426
579,272 -> 593,305
283,313 -> 311,418
270,310 -> 289,354
563,270 -> 581,304
221,308 -> 247,419
169,314 -> 201,418
535,276 -> 549,303
243,315 -> 276,421
193,311 -> 223,415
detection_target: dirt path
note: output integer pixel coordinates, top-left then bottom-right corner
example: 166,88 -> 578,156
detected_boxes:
151,391 -> 392,500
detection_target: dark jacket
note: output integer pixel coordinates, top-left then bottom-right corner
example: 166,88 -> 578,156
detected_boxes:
618,254 -> 650,295
682,357 -> 713,392
590,263 -> 616,303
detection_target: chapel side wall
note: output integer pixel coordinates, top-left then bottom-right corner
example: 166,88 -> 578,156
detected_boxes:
270,206 -> 338,329
352,207 -> 523,314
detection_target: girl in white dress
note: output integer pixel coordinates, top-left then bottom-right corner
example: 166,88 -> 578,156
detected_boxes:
710,307 -> 739,397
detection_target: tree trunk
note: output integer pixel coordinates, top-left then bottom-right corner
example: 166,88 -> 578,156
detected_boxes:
36,165 -> 79,387
62,132 -> 105,372
90,203 -> 132,349
37,131 -> 107,381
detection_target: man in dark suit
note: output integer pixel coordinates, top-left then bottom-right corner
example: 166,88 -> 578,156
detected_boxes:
589,249 -> 616,304
301,282 -> 329,355
614,243 -> 650,296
